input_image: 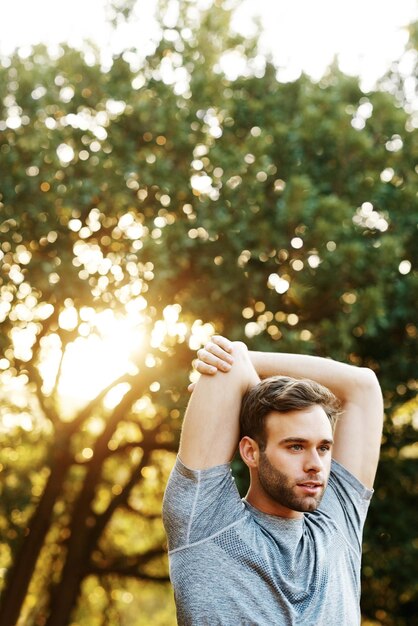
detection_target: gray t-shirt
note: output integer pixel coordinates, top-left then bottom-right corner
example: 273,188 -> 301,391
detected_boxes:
163,457 -> 373,626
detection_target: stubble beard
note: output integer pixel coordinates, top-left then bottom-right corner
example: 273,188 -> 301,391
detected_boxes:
258,451 -> 326,513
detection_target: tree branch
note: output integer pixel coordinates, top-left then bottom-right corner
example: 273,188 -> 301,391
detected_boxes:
88,548 -> 169,581
14,306 -> 61,425
104,438 -> 178,459
121,503 -> 161,519
67,371 -> 137,435
15,358 -> 60,426
93,568 -> 170,582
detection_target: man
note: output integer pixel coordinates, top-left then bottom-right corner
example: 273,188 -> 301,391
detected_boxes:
163,336 -> 383,625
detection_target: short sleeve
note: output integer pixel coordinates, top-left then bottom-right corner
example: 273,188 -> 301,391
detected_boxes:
318,459 -> 373,551
162,456 -> 245,552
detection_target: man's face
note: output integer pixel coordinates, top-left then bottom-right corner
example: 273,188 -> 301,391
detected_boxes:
255,405 -> 333,517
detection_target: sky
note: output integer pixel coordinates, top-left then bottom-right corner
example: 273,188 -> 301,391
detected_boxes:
0,0 -> 417,90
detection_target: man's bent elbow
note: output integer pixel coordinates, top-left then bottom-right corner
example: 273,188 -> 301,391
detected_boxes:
358,367 -> 382,393
229,341 -> 259,392
356,367 -> 384,415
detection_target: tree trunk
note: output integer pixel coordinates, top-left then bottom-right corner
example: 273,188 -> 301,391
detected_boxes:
45,449 -> 106,626
0,448 -> 72,626
44,522 -> 91,626
45,376 -> 157,626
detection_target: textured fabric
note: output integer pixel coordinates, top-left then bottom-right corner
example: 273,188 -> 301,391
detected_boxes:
163,457 -> 373,626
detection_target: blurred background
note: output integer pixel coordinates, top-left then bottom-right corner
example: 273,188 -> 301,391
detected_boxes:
0,1 -> 417,624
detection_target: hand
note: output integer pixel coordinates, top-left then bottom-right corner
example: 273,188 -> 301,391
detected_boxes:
196,335 -> 234,374
188,335 -> 235,392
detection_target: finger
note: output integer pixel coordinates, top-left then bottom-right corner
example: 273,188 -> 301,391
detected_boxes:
212,335 -> 233,353
196,349 -> 232,372
194,358 -> 218,375
203,341 -> 234,364
187,382 -> 196,393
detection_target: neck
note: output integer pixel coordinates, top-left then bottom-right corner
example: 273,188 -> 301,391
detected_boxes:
245,484 -> 303,519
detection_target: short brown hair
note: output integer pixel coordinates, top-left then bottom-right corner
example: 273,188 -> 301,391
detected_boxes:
240,376 -> 341,450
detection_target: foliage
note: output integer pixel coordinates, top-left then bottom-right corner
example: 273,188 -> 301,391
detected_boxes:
0,2 -> 417,624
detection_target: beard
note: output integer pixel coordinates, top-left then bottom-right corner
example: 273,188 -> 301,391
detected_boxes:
257,451 -> 326,513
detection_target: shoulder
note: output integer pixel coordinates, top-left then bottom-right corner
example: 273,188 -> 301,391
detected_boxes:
329,459 -> 374,503
163,456 -> 234,516
163,456 -> 245,552
315,460 -> 373,550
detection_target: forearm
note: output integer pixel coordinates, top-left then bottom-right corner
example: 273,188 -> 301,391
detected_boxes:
179,342 -> 260,469
249,350 -> 374,406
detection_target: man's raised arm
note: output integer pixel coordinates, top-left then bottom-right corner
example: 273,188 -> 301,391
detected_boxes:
197,341 -> 384,489
178,337 -> 259,470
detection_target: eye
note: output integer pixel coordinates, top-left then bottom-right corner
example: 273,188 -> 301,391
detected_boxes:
318,445 -> 331,453
289,444 -> 303,451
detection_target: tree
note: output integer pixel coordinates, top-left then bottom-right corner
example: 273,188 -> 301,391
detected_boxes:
0,2 -> 417,624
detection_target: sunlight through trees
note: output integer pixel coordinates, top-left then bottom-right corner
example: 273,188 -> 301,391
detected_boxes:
0,1 -> 417,625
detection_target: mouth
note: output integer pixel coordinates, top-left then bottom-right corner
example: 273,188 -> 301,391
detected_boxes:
296,482 -> 323,496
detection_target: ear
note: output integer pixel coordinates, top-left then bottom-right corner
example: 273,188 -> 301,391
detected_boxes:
239,436 -> 260,468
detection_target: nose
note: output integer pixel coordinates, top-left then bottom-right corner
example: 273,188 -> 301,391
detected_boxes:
303,449 -> 323,474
